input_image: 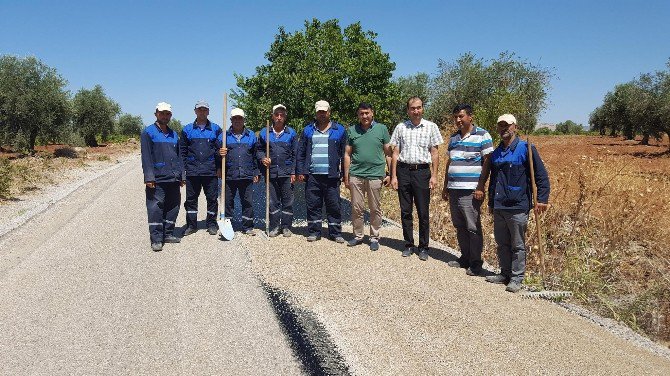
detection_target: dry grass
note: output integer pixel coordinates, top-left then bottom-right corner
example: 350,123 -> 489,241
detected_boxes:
378,134 -> 670,343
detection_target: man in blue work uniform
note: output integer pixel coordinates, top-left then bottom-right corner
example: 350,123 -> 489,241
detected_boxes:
296,100 -> 347,243
485,114 -> 550,293
219,108 -> 260,235
258,104 -> 297,237
180,100 -> 223,236
140,102 -> 185,252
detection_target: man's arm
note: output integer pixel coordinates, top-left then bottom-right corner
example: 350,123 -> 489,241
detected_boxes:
391,144 -> 399,190
474,153 -> 491,201
140,130 -> 155,188
441,155 -> 450,200
343,145 -> 352,188
531,144 -> 550,214
429,145 -> 439,189
383,143 -> 392,186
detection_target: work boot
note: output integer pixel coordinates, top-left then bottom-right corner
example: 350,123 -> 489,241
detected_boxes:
347,238 -> 363,247
306,234 -> 321,242
207,226 -> 218,235
486,274 -> 510,284
505,281 -> 523,293
282,228 -> 293,237
369,240 -> 379,251
268,228 -> 281,238
418,248 -> 429,261
183,227 -> 197,236
243,228 -> 256,236
447,260 -> 467,268
402,246 -> 414,257
151,243 -> 163,252
331,236 -> 345,244
466,265 -> 484,276
163,235 -> 181,243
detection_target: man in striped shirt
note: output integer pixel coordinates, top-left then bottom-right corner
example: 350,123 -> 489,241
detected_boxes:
296,100 -> 347,243
441,104 -> 493,276
390,97 -> 443,261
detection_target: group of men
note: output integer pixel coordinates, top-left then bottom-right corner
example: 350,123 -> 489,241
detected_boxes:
140,97 -> 550,293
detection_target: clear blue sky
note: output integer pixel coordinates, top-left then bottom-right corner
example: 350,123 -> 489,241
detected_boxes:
2,0 -> 669,129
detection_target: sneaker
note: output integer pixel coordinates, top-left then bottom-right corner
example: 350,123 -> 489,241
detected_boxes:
505,281 -> 523,293
418,248 -> 429,261
306,234 -> 321,242
268,228 -> 281,238
466,266 -> 484,276
347,238 -> 363,247
282,228 -> 293,237
332,236 -> 345,244
183,227 -> 198,236
151,242 -> 163,252
485,274 -> 510,285
402,246 -> 414,257
447,260 -> 467,268
243,228 -> 256,236
207,226 -> 218,235
163,235 -> 181,243
369,240 -> 379,251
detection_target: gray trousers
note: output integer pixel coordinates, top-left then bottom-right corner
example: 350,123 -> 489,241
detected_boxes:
448,189 -> 483,268
493,209 -> 528,283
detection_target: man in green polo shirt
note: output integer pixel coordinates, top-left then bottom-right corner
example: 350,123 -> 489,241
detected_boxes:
343,102 -> 392,251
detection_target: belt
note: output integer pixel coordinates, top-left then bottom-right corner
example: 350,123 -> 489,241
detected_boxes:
398,162 -> 429,170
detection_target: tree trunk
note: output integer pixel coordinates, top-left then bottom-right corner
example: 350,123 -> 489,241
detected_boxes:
84,133 -> 98,147
640,133 -> 649,145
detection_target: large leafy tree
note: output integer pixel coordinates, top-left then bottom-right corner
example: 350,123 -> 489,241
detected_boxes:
0,55 -> 71,152
116,113 -> 143,136
233,19 -> 398,133
392,73 -> 429,128
427,52 -> 553,134
72,85 -> 120,146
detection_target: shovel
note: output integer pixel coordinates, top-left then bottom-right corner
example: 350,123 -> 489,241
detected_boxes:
218,93 -> 234,240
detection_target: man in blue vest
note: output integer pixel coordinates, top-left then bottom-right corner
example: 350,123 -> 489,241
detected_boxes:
180,100 -> 223,236
258,104 -> 297,237
486,114 -> 550,293
140,102 -> 185,251
296,100 -> 347,243
219,108 -> 260,235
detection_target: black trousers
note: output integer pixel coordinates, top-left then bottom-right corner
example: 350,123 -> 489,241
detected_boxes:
268,177 -> 294,231
396,165 -> 431,249
305,174 -> 342,238
184,175 -> 218,229
145,182 -> 181,244
225,179 -> 254,231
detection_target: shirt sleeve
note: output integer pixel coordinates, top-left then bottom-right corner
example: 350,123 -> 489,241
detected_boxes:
481,131 -> 494,155
389,124 -> 401,146
430,123 -> 444,147
140,130 -> 155,183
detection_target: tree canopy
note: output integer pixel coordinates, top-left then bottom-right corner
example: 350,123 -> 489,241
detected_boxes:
233,19 -> 398,133
0,55 -> 71,151
72,85 -> 120,146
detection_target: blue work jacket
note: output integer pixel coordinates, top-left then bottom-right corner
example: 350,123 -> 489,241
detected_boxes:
296,121 -> 347,179
141,123 -> 184,183
488,137 -> 550,212
223,128 -> 260,180
257,126 -> 298,178
179,120 -> 223,177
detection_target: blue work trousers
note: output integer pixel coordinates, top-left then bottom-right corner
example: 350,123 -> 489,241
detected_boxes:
305,174 -> 342,238
184,176 -> 218,229
493,209 -> 528,283
225,179 -> 254,231
268,177 -> 294,231
146,182 -> 181,244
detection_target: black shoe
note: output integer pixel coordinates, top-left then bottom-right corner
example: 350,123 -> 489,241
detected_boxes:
447,260 -> 468,268
347,238 -> 363,247
505,281 -> 523,293
151,243 -> 163,252
282,228 -> 293,237
268,228 -> 281,237
163,235 -> 181,243
418,248 -> 429,261
331,236 -> 345,244
306,234 -> 321,242
402,246 -> 414,257
207,226 -> 218,235
183,227 -> 197,236
485,274 -> 510,284
466,266 -> 484,276
369,240 -> 379,251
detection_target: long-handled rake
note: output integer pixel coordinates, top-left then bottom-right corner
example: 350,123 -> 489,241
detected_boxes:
521,136 -> 571,300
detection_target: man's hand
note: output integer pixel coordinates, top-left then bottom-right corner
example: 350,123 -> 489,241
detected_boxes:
290,174 -> 296,184
441,187 -> 449,201
391,177 -> 398,191
473,189 -> 484,201
297,175 -> 306,183
145,182 -> 156,189
253,176 -> 259,184
216,168 -> 222,178
382,175 -> 390,187
535,203 -> 549,215
180,180 -> 186,187
429,176 -> 437,189
343,176 -> 350,189
261,157 -> 271,167
219,147 -> 228,157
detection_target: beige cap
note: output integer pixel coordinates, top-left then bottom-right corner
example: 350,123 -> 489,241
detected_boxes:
272,104 -> 287,113
156,102 -> 172,112
497,114 -> 517,125
315,100 -> 330,112
230,108 -> 245,118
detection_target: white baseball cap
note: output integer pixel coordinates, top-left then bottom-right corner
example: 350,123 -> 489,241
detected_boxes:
230,108 -> 245,118
497,114 -> 517,125
315,100 -> 330,112
272,104 -> 287,113
156,102 -> 172,112
195,100 -> 209,109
